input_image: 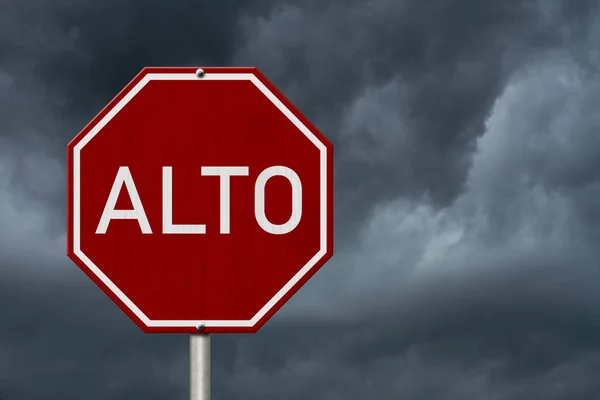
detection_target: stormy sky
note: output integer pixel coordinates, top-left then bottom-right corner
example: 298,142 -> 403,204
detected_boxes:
2,0 -> 600,398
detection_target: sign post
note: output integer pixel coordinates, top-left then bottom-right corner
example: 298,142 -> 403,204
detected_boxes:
66,67 -> 334,398
190,333 -> 210,400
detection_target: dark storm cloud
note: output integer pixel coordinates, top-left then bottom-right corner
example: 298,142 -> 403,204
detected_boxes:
0,256 -> 186,399
0,0 -> 274,224
2,0 -> 600,399
0,0 -> 581,235
211,254 -> 600,400
37,0 -> 247,118
233,0 -> 589,238
3,251 -> 600,400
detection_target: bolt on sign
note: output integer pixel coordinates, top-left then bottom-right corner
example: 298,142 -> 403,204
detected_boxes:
66,67 -> 334,334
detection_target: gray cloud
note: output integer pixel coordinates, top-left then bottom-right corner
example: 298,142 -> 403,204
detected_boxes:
233,0 -> 582,240
2,0 -> 600,399
0,262 -> 188,399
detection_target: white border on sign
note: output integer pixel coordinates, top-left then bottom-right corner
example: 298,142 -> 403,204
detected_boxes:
73,73 -> 328,328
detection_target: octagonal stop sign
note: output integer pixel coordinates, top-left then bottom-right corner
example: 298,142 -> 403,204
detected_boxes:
67,67 -> 333,333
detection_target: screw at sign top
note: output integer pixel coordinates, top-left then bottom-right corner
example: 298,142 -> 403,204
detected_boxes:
196,323 -> 205,331
196,69 -> 205,78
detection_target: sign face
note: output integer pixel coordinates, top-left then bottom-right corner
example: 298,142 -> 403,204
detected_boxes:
67,67 -> 333,333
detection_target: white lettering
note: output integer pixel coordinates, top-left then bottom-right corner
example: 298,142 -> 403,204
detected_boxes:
254,166 -> 302,235
162,166 -> 206,234
201,166 -> 249,234
96,166 -> 152,234
96,165 -> 303,236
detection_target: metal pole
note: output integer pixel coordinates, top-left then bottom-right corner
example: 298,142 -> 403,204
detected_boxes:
190,333 -> 210,400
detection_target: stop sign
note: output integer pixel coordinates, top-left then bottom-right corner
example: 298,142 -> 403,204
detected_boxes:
67,67 -> 333,333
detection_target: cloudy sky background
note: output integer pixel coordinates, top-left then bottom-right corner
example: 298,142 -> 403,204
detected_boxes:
2,0 -> 600,398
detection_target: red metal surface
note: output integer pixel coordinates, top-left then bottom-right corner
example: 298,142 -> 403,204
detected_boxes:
67,67 -> 333,333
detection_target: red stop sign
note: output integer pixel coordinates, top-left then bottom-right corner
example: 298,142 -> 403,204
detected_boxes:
67,67 -> 333,333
